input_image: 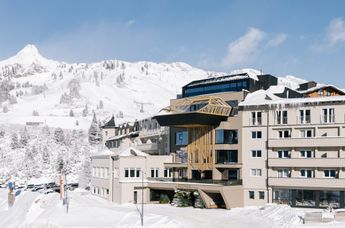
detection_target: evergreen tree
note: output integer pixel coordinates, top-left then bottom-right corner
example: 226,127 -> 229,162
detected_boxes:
54,128 -> 65,144
69,109 -> 74,117
88,112 -> 102,144
10,133 -> 19,149
20,127 -> 30,146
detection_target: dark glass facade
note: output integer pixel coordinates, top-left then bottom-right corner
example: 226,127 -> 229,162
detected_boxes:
273,189 -> 345,208
215,129 -> 238,144
183,79 -> 249,97
175,131 -> 188,145
216,150 -> 238,164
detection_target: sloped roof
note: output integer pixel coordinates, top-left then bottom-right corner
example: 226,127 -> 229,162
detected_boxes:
298,84 -> 345,95
113,146 -> 148,157
101,115 -> 116,129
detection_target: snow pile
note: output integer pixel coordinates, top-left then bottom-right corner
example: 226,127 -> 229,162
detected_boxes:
230,68 -> 261,81
277,75 -> 307,90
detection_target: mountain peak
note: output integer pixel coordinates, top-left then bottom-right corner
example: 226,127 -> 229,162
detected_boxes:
14,44 -> 43,61
0,44 -> 59,67
16,44 -> 40,58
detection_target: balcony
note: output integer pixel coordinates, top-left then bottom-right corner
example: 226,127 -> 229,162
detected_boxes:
268,158 -> 345,168
148,177 -> 242,186
268,137 -> 345,148
135,143 -> 158,152
268,177 -> 345,189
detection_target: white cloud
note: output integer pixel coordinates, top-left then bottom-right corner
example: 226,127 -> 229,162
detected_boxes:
326,18 -> 345,46
267,33 -> 287,47
222,27 -> 265,67
312,18 -> 345,51
126,20 -> 136,26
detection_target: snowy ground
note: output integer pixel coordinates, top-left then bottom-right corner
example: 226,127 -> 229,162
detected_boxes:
2,189 -> 345,228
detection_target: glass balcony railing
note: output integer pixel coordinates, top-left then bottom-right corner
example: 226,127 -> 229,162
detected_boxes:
147,177 -> 242,186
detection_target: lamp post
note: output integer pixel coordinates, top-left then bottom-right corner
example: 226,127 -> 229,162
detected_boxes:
141,169 -> 144,226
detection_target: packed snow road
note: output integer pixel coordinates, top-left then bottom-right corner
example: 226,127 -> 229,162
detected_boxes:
0,188 -> 343,228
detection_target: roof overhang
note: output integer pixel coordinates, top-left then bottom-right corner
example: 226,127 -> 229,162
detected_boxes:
153,112 -> 228,127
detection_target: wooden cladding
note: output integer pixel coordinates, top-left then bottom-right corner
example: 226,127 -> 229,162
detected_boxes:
188,127 -> 215,171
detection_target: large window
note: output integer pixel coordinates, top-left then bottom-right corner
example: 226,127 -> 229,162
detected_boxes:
124,168 -> 141,178
251,111 -> 262,125
278,168 -> 290,178
322,108 -> 335,123
151,168 -> 159,178
276,110 -> 288,124
175,131 -> 188,145
251,150 -> 262,158
249,191 -> 255,199
299,109 -> 311,124
278,130 -> 291,138
278,150 -> 290,158
300,150 -> 314,158
216,150 -> 238,164
251,131 -> 262,139
324,169 -> 337,178
250,169 -> 262,176
215,129 -> 238,144
164,168 -> 173,178
300,129 -> 314,138
300,169 -> 314,178
183,80 -> 249,97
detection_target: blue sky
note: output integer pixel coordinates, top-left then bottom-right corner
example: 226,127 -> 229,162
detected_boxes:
1,0 -> 345,86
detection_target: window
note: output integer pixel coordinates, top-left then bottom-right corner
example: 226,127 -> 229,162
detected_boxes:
105,131 -> 108,136
318,89 -> 323,96
322,108 -> 335,123
278,150 -> 290,158
151,168 -> 159,178
215,129 -> 238,144
259,191 -> 265,200
226,100 -> 239,116
176,131 -> 188,145
164,168 -> 173,178
216,150 -> 238,164
251,131 -> 262,139
300,129 -> 313,138
278,130 -> 291,138
250,169 -> 262,176
278,169 -> 290,178
276,110 -> 288,124
300,150 -> 314,158
300,169 -> 314,178
251,111 -> 262,125
326,89 -> 331,96
251,150 -> 262,158
324,169 -> 336,178
124,168 -> 141,178
249,191 -> 255,199
299,109 -> 311,124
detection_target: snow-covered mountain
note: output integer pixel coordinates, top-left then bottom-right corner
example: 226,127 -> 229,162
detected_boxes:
0,44 -> 225,129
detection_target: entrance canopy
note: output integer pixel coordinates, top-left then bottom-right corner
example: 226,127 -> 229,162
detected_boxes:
154,96 -> 231,127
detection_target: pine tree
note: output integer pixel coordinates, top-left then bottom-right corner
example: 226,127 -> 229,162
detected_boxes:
20,127 -> 29,146
54,128 -> 65,144
10,133 -> 19,149
88,112 -> 102,144
69,109 -> 74,117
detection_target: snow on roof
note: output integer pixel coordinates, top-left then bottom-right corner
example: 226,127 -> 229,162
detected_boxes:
240,89 -> 283,106
113,146 -> 148,157
241,92 -> 345,107
298,84 -> 345,94
277,75 -> 307,90
184,73 -> 250,88
230,68 -> 261,81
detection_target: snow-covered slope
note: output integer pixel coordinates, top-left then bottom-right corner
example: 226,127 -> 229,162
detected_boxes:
0,45 -> 224,129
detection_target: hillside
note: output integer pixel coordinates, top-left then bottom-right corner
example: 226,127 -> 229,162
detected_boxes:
0,45 -> 225,130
